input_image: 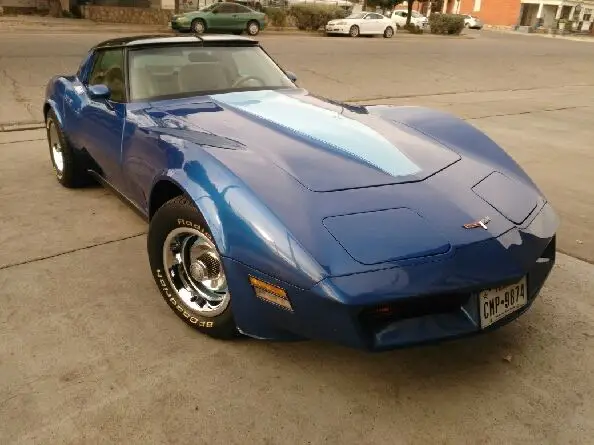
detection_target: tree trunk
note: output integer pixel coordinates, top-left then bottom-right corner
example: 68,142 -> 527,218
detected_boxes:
406,0 -> 414,25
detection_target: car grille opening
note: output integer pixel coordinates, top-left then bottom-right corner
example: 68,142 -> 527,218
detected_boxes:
359,292 -> 471,331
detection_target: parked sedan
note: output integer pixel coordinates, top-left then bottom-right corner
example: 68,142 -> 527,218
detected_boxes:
326,12 -> 396,38
389,9 -> 428,28
170,1 -> 267,36
464,14 -> 483,29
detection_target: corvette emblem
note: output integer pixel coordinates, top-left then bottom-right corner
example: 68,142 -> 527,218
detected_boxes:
463,216 -> 491,230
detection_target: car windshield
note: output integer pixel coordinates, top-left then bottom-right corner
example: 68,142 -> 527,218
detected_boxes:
347,13 -> 366,19
127,45 -> 297,101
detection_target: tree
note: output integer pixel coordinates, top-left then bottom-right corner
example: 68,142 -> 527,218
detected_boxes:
365,0 -> 405,12
405,0 -> 430,25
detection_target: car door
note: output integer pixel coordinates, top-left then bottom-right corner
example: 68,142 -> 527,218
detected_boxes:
359,13 -> 374,33
76,48 -> 127,189
209,3 -> 236,30
233,3 -> 256,30
368,13 -> 386,33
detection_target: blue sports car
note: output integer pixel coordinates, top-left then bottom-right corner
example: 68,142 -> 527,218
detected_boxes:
43,34 -> 559,351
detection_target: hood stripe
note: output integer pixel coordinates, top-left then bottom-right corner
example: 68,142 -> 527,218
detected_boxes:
210,90 -> 420,178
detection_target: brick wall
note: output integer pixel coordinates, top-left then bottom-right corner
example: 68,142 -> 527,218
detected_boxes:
80,5 -> 173,24
457,0 -> 521,26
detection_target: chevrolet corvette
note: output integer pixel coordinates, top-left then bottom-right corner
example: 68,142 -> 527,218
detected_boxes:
42,34 -> 558,351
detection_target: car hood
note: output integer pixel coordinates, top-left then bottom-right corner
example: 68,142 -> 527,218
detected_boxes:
142,89 -> 461,192
134,89 -> 546,277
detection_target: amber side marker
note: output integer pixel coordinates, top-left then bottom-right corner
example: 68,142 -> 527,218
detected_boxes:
249,276 -> 293,312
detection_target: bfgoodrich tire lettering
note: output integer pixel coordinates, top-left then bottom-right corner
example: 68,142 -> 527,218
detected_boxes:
148,196 -> 238,339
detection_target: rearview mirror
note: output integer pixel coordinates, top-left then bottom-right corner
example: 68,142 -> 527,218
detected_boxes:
285,71 -> 297,82
88,84 -> 111,100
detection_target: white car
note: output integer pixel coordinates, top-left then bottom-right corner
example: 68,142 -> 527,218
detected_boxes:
388,9 -> 428,28
463,14 -> 483,29
325,12 -> 396,38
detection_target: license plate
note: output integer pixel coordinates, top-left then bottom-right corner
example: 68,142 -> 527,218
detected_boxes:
479,277 -> 527,329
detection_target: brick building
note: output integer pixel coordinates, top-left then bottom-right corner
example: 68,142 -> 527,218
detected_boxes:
405,0 -> 593,28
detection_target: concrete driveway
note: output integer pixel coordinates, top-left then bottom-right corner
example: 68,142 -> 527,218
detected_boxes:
0,28 -> 593,444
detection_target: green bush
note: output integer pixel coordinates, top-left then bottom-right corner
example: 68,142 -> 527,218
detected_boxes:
429,13 -> 465,35
264,7 -> 288,28
289,3 -> 348,31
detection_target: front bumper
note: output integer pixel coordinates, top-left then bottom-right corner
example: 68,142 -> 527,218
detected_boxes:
225,203 -> 558,351
170,20 -> 191,31
325,24 -> 350,34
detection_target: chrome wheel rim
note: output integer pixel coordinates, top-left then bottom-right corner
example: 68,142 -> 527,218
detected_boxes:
386,27 -> 393,37
350,26 -> 358,36
248,23 -> 258,34
162,227 -> 230,317
194,21 -> 204,33
48,120 -> 64,175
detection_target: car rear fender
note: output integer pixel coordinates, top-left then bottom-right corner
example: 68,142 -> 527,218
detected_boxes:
43,76 -> 67,128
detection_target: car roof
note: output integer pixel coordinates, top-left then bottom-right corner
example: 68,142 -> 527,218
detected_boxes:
92,34 -> 258,50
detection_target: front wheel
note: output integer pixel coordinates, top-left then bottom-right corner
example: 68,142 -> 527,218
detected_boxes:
191,19 -> 206,34
349,25 -> 359,37
246,20 -> 260,36
148,196 -> 238,339
383,26 -> 394,38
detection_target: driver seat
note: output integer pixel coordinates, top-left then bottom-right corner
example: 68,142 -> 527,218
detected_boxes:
178,63 -> 228,93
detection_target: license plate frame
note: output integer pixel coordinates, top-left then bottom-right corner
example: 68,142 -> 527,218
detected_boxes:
478,276 -> 528,329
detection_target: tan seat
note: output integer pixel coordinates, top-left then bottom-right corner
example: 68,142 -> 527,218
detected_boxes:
177,62 -> 228,93
129,68 -> 157,101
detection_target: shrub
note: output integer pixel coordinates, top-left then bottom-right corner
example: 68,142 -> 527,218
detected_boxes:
264,7 -> 288,28
429,13 -> 465,35
289,3 -> 348,31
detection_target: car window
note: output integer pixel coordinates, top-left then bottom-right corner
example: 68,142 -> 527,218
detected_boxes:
87,48 -> 125,102
216,3 -> 235,13
127,45 -> 296,101
236,4 -> 252,12
367,13 -> 383,19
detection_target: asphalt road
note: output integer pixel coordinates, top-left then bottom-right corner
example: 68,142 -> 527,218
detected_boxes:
1,27 -> 593,444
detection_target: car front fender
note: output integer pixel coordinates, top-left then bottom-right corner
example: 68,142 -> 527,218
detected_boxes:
159,148 -> 327,290
365,104 -> 541,191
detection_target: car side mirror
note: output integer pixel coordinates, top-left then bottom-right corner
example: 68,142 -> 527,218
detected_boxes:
285,71 -> 297,82
88,84 -> 111,100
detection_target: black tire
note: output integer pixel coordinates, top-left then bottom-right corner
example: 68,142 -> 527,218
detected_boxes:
148,196 -> 239,340
191,18 -> 206,34
246,20 -> 260,36
349,25 -> 359,37
383,26 -> 394,38
45,108 -> 90,188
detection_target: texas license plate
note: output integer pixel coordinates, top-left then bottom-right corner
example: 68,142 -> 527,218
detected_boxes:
479,277 -> 527,329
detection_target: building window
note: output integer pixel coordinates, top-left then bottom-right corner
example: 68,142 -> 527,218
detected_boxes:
474,0 -> 481,12
584,8 -> 592,21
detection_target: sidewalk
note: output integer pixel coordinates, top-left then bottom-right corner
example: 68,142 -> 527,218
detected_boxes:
484,24 -> 594,43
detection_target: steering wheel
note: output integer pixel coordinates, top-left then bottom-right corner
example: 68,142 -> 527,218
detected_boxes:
231,75 -> 266,88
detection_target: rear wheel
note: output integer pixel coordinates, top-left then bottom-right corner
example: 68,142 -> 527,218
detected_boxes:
191,19 -> 206,34
246,20 -> 260,36
349,25 -> 359,37
148,196 -> 238,340
45,109 -> 90,188
383,26 -> 394,38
